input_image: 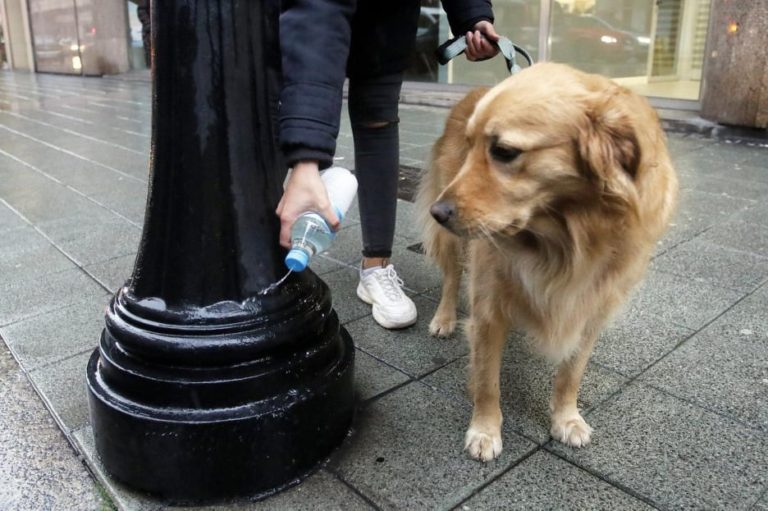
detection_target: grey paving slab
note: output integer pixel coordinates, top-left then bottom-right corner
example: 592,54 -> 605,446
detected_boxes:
754,493 -> 768,511
0,201 -> 26,234
174,470 -> 374,511
354,348 -> 411,401
84,253 -> 136,294
651,238 -> 768,293
393,198 -> 422,241
460,450 -> 652,510
344,295 -> 466,378
742,147 -> 768,169
422,341 -> 627,444
390,240 -> 443,294
73,426 -> 166,511
11,109 -> 148,153
735,201 -> 768,226
37,214 -> 142,266
0,127 -> 145,195
0,268 -> 108,327
0,226 -> 77,284
0,112 -> 145,169
1,297 -> 108,370
88,180 -> 149,224
0,343 -> 111,511
699,220 -> 768,258
640,284 -> 768,432
323,221 -> 365,266
658,189 -> 755,252
80,421 -> 373,511
591,310 -> 694,377
548,383 -> 768,510
685,160 -> 768,185
28,350 -> 94,433
665,133 -> 706,156
311,253 -> 351,275
329,382 -> 537,510
625,269 -> 744,331
0,166 -> 116,226
674,140 -> 763,166
677,171 -> 768,201
322,267 -> 375,325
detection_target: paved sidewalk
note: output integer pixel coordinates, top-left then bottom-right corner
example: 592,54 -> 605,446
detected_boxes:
1,70 -> 768,511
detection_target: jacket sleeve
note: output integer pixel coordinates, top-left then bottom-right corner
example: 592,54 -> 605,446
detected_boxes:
440,0 -> 494,35
279,0 -> 355,169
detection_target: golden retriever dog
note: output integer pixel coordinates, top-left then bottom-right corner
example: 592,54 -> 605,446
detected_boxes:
416,63 -> 677,461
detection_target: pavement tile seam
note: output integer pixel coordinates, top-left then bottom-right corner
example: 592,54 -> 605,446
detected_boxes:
0,197 -> 122,295
348,315 -> 470,381
23,341 -> 96,375
323,468 -> 383,511
639,381 -> 768,439
539,444 -> 664,510
0,110 -> 145,156
2,338 -> 85,447
0,147 -> 143,229
0,296 -> 94,329
751,488 -> 768,511
0,123 -> 147,184
446,446 -> 544,511
354,342 -> 419,383
71,431 -> 164,511
577,280 -> 768,435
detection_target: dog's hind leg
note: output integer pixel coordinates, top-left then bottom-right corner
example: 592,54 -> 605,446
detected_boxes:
549,328 -> 599,448
464,305 -> 508,462
429,232 -> 462,337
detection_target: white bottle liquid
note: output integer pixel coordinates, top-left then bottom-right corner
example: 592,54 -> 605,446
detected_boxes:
285,167 -> 358,272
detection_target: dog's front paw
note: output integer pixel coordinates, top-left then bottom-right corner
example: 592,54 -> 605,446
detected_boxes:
550,411 -> 593,448
464,426 -> 502,462
429,313 -> 456,337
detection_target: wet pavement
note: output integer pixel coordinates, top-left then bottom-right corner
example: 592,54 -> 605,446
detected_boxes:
0,70 -> 767,511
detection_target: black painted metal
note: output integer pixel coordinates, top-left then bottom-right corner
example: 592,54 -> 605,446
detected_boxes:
86,0 -> 355,503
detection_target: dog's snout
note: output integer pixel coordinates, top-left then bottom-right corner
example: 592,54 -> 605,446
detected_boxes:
430,201 -> 456,224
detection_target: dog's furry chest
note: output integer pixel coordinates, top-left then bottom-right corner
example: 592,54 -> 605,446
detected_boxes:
468,238 -> 598,361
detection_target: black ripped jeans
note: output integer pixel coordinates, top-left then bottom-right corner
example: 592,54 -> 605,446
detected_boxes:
347,73 -> 403,259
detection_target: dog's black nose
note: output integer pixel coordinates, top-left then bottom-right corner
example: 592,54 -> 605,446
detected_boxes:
430,201 -> 456,224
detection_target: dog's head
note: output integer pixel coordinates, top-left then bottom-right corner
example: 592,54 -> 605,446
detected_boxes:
431,63 -> 643,240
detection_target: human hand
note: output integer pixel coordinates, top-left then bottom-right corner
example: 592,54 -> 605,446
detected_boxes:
276,161 -> 340,249
465,20 -> 500,61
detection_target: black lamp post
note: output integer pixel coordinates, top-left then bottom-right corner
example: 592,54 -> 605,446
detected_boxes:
86,0 -> 355,503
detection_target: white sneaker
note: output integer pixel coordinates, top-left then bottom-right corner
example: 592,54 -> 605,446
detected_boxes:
356,264 -> 418,329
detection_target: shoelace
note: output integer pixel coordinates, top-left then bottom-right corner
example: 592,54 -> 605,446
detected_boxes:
375,265 -> 405,302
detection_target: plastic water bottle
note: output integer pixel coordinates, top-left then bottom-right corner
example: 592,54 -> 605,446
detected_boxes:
285,167 -> 358,272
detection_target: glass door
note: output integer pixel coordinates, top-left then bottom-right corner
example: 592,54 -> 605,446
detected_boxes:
0,1 -> 10,70
28,0 -> 83,74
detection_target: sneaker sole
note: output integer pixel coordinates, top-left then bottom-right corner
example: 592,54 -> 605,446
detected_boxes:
356,282 -> 417,330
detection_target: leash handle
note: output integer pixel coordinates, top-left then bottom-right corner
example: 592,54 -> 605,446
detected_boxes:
436,35 -> 534,75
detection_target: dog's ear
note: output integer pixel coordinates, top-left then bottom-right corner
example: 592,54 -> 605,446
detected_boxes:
577,92 -> 641,185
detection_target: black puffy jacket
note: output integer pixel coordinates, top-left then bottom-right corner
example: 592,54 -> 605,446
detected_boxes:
279,0 -> 493,169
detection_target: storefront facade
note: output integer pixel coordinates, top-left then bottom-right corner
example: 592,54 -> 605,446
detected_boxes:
0,1 -> 765,127
0,0 -> 145,75
406,0 -> 713,108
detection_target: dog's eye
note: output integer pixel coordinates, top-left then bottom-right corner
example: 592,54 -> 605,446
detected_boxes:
489,142 -> 522,164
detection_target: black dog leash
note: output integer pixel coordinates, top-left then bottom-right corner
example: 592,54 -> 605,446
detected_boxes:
436,34 -> 534,75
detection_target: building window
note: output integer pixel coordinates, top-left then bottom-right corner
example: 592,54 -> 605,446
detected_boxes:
406,0 -> 711,101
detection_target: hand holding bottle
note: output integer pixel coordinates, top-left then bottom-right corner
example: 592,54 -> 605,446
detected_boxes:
276,161 -> 340,249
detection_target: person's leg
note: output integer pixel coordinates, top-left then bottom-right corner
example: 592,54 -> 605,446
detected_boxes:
348,73 -> 402,264
348,74 -> 416,328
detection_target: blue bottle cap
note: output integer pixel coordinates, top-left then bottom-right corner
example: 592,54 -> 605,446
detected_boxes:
285,248 -> 310,272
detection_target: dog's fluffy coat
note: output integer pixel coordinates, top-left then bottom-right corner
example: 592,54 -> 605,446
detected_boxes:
416,63 -> 677,460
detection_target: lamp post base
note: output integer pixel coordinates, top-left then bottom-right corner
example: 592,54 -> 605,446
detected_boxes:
86,278 -> 355,504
